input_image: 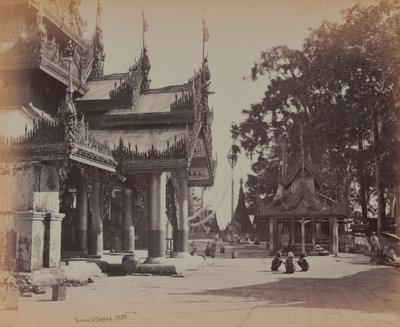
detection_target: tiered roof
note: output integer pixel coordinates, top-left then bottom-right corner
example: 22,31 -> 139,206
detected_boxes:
257,157 -> 347,219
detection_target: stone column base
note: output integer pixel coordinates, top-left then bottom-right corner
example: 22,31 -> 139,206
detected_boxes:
144,256 -> 169,264
170,252 -> 191,258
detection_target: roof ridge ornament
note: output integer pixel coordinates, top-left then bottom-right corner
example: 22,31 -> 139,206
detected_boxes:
92,0 -> 105,77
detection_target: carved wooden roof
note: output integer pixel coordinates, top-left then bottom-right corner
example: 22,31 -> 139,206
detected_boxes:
29,0 -> 87,47
0,0 -> 94,95
77,57 -> 215,184
90,128 -> 187,154
257,181 -> 347,219
0,116 -> 116,172
281,158 -> 326,188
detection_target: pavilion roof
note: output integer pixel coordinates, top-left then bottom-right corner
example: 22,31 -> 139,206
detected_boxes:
281,158 -> 326,188
79,73 -> 129,101
257,182 -> 347,219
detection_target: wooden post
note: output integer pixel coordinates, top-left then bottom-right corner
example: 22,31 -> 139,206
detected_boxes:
291,218 -> 295,246
145,172 -> 167,264
172,171 -> 190,257
122,189 -> 135,252
301,218 -> 305,254
333,217 -> 339,257
329,218 -> 334,253
76,174 -> 88,252
269,217 -> 275,252
311,217 -> 316,248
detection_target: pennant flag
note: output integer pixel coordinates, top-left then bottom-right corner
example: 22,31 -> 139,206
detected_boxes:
203,26 -> 209,42
202,18 -> 209,42
142,11 -> 149,32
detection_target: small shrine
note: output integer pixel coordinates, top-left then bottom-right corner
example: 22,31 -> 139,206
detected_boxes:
255,135 -> 348,255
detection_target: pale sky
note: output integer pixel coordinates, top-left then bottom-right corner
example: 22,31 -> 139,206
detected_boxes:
80,0 -> 375,228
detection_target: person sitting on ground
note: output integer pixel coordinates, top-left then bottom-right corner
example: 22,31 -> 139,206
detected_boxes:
271,252 -> 284,271
210,241 -> 217,258
384,247 -> 397,265
190,241 -> 198,256
285,252 -> 296,273
297,253 -> 310,271
205,242 -> 211,256
370,232 -> 380,253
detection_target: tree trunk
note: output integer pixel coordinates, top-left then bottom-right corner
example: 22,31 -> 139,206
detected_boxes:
372,108 -> 383,232
357,138 -> 368,223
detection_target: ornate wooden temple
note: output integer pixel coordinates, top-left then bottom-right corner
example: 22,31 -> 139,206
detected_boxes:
255,142 -> 348,255
0,0 -> 215,272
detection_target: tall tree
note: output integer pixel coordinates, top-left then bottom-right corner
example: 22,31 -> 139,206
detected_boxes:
233,0 -> 400,227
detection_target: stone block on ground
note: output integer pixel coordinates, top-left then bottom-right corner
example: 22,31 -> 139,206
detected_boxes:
122,254 -> 140,274
135,264 -> 177,275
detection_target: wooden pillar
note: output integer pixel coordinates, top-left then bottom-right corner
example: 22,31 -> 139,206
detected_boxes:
172,171 -> 189,257
311,217 -> 316,248
145,172 -> 167,264
269,217 -> 275,252
122,189 -> 135,252
89,169 -> 103,257
333,217 -> 339,256
329,218 -> 334,253
76,175 -> 88,253
301,218 -> 305,254
290,218 -> 295,246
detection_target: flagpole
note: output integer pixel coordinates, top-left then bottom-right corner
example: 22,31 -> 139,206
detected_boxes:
202,17 -> 205,64
142,11 -> 145,51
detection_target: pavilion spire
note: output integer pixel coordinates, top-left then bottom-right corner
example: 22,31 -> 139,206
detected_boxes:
142,10 -> 149,51
300,124 -> 305,180
96,0 -> 102,28
202,15 -> 209,64
91,0 -> 105,77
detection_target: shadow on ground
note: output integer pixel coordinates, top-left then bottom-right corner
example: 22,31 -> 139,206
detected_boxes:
182,267 -> 400,315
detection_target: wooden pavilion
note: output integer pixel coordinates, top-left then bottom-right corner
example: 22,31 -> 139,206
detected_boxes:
255,150 -> 348,256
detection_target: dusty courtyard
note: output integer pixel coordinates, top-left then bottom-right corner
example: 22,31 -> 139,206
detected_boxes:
1,253 -> 399,327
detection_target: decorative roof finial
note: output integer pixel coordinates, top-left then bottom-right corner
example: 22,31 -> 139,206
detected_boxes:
63,40 -> 77,120
300,124 -> 304,160
96,0 -> 102,28
142,10 -> 149,51
300,124 -> 305,180
91,0 -> 105,77
202,14 -> 209,65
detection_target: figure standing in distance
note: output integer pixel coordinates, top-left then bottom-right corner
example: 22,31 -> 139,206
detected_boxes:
271,252 -> 284,271
370,232 -> 380,254
285,252 -> 296,273
297,253 -> 310,271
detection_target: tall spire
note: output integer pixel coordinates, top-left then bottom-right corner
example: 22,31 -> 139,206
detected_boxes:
91,0 -> 105,78
65,40 -> 75,100
142,10 -> 149,51
62,40 -> 76,122
300,124 -> 305,180
300,124 -> 304,160
202,15 -> 209,64
281,136 -> 288,177
96,0 -> 102,28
